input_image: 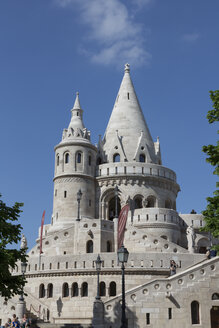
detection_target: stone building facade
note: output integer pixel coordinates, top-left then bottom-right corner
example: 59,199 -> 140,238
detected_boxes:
0,64 -> 218,328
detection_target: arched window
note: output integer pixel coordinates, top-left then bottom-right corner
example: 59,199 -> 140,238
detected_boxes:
77,152 -> 82,163
88,155 -> 92,166
57,155 -> 59,166
191,301 -> 200,324
146,196 -> 156,208
113,153 -> 120,163
139,154 -> 145,162
100,282 -> 106,297
212,293 -> 219,300
86,240 -> 93,253
165,200 -> 172,209
62,283 -> 69,297
39,284 -> 45,298
134,196 -> 143,209
72,283 -> 78,297
109,282 -> 116,296
81,282 -> 88,297
96,157 -> 102,165
47,283 -> 53,298
65,153 -> 69,164
108,196 -> 121,220
107,240 -> 112,252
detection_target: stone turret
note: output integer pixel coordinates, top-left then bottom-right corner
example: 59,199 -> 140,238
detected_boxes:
97,64 -> 181,245
101,63 -> 159,164
51,93 -> 97,231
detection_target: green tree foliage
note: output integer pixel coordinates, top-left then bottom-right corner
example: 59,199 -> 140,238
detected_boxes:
0,195 -> 27,299
202,91 -> 219,251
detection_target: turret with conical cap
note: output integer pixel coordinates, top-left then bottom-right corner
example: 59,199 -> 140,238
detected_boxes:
101,64 -> 159,164
51,92 -> 97,231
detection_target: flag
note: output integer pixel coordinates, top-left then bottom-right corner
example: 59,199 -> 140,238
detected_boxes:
118,204 -> 129,249
40,210 -> 45,254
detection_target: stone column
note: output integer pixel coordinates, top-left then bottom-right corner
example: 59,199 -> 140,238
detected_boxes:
92,299 -> 105,328
114,217 -> 118,253
16,299 -> 26,321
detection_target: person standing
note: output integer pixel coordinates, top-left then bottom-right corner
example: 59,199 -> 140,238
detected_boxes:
170,260 -> 177,275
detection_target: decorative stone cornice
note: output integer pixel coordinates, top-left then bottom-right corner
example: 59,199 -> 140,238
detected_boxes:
97,175 -> 180,195
55,140 -> 97,152
25,267 -> 169,279
54,174 -> 95,183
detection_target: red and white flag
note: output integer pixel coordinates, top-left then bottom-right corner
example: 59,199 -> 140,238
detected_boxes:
118,204 -> 129,249
39,210 -> 45,254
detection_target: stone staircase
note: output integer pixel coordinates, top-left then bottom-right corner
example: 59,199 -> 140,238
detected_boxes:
104,256 -> 219,308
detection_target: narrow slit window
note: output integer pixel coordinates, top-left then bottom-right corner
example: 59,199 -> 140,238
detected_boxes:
146,313 -> 150,325
77,153 -> 82,163
168,308 -> 172,319
65,153 -> 69,164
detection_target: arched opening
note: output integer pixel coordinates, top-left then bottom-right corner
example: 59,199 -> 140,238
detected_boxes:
146,196 -> 156,208
108,196 -> 121,220
47,309 -> 50,321
72,283 -> 78,297
113,153 -> 120,163
191,301 -> 200,324
107,240 -> 112,252
88,155 -> 92,166
62,283 -> 69,297
77,152 -> 82,163
47,283 -> 53,298
96,157 -> 102,165
39,284 -> 45,298
86,240 -> 93,253
57,155 -> 59,166
139,154 -> 145,162
165,199 -> 172,209
134,196 -> 143,209
99,282 -> 106,297
211,306 -> 219,328
109,282 -> 116,296
212,293 -> 219,300
197,237 -> 210,254
65,153 -> 69,164
81,282 -> 88,297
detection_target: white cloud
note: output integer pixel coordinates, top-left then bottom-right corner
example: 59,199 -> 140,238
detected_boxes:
182,33 -> 200,43
55,0 -> 151,67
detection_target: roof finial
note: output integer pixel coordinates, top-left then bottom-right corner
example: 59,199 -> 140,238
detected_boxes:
124,63 -> 130,73
73,91 -> 81,110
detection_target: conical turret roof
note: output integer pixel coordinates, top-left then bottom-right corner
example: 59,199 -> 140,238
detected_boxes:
59,92 -> 91,143
102,64 -> 156,163
68,92 -> 85,131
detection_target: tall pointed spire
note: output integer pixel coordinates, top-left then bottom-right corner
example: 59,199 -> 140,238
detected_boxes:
102,64 -> 157,163
68,92 -> 84,131
60,92 -> 91,142
73,92 -> 82,110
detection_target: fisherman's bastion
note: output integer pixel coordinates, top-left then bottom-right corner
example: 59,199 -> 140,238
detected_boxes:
0,64 -> 218,328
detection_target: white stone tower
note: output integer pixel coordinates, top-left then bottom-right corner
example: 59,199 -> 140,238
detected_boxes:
97,64 -> 182,245
51,92 -> 97,231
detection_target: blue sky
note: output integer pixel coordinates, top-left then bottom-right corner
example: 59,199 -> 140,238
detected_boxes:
0,0 -> 218,250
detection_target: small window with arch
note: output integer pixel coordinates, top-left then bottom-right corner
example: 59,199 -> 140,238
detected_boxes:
113,153 -> 120,163
77,152 -> 82,163
139,154 -> 145,162
65,153 -> 69,164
